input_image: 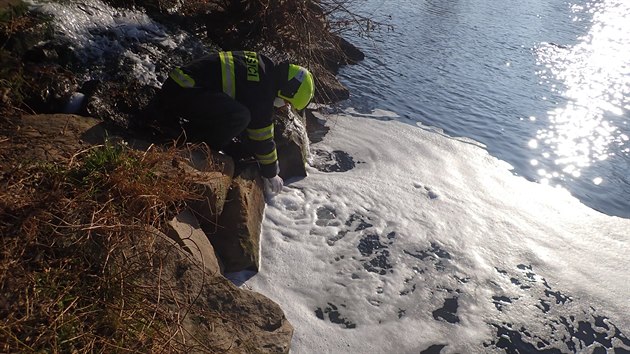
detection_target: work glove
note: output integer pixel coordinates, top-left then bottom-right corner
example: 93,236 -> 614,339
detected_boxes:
263,175 -> 284,194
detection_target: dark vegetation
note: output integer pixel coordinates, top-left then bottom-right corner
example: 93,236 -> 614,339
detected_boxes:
1,0 -> 371,119
0,0 -> 376,351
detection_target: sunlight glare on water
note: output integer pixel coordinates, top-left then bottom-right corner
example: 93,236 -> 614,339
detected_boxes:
339,0 -> 630,217
533,0 -> 630,186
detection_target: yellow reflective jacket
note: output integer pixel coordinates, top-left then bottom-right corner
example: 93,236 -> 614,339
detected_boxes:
169,51 -> 281,177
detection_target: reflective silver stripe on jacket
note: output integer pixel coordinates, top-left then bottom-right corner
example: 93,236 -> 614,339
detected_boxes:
219,52 -> 236,98
246,124 -> 274,141
169,67 -> 195,88
255,150 -> 278,165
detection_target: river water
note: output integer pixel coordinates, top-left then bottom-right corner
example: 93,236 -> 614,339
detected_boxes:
337,0 -> 630,218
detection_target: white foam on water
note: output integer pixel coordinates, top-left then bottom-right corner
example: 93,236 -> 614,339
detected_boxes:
245,110 -> 630,353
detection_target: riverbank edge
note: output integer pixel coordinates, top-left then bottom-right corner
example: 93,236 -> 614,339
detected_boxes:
0,1 -> 364,352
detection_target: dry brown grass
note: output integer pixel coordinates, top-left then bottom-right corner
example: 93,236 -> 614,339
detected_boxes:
0,141 -> 215,352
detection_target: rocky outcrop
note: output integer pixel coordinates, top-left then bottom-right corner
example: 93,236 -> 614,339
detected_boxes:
2,113 -> 295,352
138,226 -> 294,353
166,209 -> 221,275
276,108 -> 310,180
178,149 -> 235,227
1,1 -> 364,351
207,165 -> 265,272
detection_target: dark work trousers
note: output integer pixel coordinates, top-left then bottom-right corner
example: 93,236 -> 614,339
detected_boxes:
157,79 -> 251,150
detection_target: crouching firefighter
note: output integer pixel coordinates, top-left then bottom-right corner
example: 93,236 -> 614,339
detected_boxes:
156,51 -> 315,194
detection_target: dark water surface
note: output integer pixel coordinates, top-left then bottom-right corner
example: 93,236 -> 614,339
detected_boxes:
338,0 -> 630,218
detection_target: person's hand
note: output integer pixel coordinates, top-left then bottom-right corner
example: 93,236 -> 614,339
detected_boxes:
263,175 -> 284,194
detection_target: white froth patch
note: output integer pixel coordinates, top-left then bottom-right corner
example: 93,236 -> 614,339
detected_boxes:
246,110 -> 630,353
